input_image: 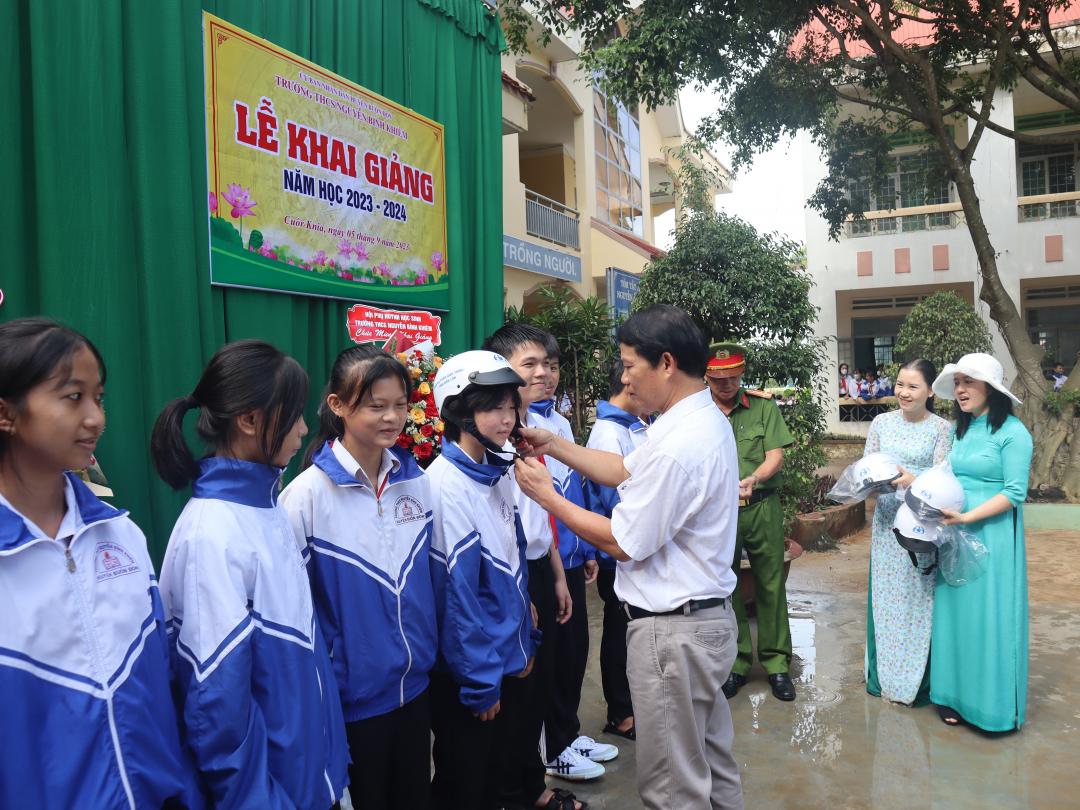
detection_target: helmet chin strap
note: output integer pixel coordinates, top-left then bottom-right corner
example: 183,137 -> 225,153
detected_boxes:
460,415 -> 527,462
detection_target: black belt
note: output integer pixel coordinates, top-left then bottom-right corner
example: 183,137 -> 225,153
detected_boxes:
623,597 -> 727,621
739,488 -> 776,509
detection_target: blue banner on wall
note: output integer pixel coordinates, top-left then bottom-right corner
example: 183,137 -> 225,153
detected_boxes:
503,235 -> 582,282
606,266 -> 640,319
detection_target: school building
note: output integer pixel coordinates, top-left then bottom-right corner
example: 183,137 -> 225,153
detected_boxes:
498,9 -> 730,314
804,77 -> 1080,436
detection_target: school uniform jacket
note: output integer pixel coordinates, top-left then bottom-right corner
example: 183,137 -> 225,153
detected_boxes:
279,440 -> 437,723
0,474 -> 200,809
160,457 -> 349,810
583,401 -> 650,569
529,400 -> 595,570
427,442 -> 540,712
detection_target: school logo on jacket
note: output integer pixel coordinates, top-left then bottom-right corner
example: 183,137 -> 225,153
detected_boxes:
499,500 -> 513,525
94,541 -> 140,582
394,495 -> 426,525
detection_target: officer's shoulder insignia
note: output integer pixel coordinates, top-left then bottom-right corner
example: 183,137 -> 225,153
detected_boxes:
746,389 -> 774,399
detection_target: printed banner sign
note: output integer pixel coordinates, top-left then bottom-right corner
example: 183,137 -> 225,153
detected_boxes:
347,304 -> 443,348
502,235 -> 582,282
204,13 -> 449,309
606,266 -> 640,319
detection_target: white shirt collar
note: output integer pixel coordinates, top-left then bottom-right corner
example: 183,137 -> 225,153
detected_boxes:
330,439 -> 399,488
645,387 -> 713,444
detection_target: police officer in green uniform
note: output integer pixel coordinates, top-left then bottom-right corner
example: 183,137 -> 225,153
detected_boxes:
706,342 -> 797,701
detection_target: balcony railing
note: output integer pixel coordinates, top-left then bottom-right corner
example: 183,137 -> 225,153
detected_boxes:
845,201 -> 962,238
1018,190 -> 1080,221
526,189 -> 581,250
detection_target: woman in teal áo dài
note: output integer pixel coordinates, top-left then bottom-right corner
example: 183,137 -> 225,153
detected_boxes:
863,359 -> 953,706
930,353 -> 1033,732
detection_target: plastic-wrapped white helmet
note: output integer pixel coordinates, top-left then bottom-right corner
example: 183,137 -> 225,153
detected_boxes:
433,351 -> 524,414
893,466 -> 966,573
852,452 -> 902,491
905,465 -> 965,517
893,503 -> 945,554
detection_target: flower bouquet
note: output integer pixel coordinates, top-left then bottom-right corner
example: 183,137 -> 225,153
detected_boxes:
394,345 -> 445,468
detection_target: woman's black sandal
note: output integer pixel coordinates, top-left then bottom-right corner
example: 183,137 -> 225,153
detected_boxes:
937,705 -> 961,726
540,788 -> 588,810
602,719 -> 636,741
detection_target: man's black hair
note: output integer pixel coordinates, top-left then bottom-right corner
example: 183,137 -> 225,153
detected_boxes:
482,322 -> 551,361
616,304 -> 707,377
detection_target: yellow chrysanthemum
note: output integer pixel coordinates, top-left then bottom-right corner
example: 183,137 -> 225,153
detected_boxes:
409,408 -> 426,423
417,382 -> 431,395
434,419 -> 444,433
434,357 -> 443,368
409,366 -> 423,379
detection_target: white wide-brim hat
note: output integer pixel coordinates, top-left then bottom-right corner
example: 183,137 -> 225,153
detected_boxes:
932,352 -> 1022,406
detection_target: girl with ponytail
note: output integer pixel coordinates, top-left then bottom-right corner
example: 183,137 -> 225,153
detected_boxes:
280,345 -> 437,810
0,318 -> 199,809
153,340 -> 349,809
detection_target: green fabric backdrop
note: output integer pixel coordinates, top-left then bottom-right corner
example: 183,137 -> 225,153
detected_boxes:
0,0 -> 505,563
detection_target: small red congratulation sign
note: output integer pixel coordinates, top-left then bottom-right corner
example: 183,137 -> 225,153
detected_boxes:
346,304 -> 442,349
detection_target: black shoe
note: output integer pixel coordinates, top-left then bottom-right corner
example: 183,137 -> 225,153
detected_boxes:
722,673 -> 747,699
768,673 -> 796,701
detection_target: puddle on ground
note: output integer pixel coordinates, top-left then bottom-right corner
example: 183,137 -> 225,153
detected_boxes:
789,611 -> 816,684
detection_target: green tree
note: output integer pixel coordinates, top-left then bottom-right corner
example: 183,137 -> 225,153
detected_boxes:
506,286 -> 620,441
635,211 -> 827,527
892,291 -> 992,374
501,0 -> 1080,498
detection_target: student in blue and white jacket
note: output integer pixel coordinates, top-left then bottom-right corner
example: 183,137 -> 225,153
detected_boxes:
583,360 -> 650,742
153,340 -> 349,810
531,334 -> 618,773
0,318 -> 200,809
427,350 -> 541,810
281,345 -> 437,810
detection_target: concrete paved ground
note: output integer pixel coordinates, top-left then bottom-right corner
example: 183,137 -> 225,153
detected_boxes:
563,519 -> 1080,809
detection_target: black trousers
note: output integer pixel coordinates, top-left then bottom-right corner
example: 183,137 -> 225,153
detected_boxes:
597,566 -> 634,724
345,690 -> 431,810
430,672 -> 512,810
497,554 -> 559,805
545,563 -> 589,753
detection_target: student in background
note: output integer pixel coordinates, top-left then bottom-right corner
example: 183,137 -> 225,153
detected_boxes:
0,318 -> 200,810
281,345 -> 437,810
153,340 -> 348,810
531,334 -> 618,774
583,359 -> 650,741
1052,362 -> 1068,391
426,350 -> 543,810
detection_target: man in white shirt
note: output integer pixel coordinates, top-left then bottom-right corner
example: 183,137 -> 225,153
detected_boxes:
514,305 -> 744,810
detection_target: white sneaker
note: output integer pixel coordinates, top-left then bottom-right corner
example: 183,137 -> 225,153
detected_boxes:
545,745 -> 606,781
571,734 -> 619,763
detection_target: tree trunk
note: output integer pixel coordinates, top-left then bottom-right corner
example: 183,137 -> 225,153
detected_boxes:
946,158 -> 1078,492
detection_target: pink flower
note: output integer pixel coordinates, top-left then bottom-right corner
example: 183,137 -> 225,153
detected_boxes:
416,269 -> 429,284
377,262 -> 391,278
338,238 -> 353,257
313,250 -> 328,266
430,251 -> 444,271
338,270 -> 353,281
258,245 -> 275,259
354,243 -> 369,262
209,192 -> 218,214
222,184 -> 256,219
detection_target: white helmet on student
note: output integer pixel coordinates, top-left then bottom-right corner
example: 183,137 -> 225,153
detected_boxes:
851,452 -> 902,492
433,350 -> 525,414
